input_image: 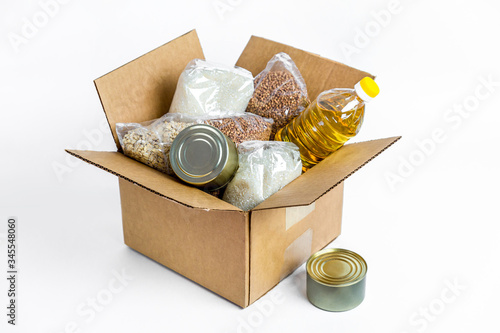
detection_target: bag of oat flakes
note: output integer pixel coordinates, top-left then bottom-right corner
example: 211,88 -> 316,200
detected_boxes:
246,52 -> 309,139
116,113 -> 201,175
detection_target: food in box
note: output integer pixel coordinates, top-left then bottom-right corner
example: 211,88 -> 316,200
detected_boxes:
66,30 -> 400,307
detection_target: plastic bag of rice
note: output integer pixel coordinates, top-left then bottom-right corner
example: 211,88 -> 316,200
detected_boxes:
222,141 -> 302,211
169,59 -> 254,117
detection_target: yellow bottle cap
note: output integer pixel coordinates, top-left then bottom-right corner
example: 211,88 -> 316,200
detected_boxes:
354,77 -> 379,102
359,77 -> 379,98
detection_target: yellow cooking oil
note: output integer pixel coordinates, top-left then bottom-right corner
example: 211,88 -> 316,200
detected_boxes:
275,77 -> 379,171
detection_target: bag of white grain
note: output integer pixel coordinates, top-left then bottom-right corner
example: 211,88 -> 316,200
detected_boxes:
169,59 -> 254,117
246,52 -> 309,139
222,141 -> 302,211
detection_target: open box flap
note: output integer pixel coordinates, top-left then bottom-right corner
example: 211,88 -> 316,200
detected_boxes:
94,29 -> 205,150
82,30 -> 400,212
66,136 -> 400,212
253,136 -> 401,211
236,35 -> 373,101
65,149 -> 241,211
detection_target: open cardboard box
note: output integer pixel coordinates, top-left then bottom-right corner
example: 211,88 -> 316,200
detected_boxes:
66,30 -> 400,308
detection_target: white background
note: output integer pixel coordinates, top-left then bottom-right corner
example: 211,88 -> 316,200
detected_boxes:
1,0 -> 499,332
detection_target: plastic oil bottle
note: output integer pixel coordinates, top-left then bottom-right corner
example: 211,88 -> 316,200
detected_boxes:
274,77 -> 379,171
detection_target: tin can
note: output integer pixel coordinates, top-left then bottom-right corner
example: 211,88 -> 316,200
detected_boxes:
306,248 -> 367,312
170,124 -> 239,191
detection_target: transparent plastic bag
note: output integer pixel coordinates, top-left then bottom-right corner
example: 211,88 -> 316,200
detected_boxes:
246,52 -> 309,139
116,113 -> 201,174
116,113 -> 274,175
116,122 -> 167,172
204,113 -> 273,145
222,141 -> 302,211
169,59 -> 254,117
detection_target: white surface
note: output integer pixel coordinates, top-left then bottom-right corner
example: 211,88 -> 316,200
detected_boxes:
1,0 -> 499,332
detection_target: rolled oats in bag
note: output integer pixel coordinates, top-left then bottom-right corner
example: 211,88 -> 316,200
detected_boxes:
222,141 -> 302,211
246,52 -> 309,139
169,59 -> 254,117
116,121 -> 166,172
116,113 -> 201,174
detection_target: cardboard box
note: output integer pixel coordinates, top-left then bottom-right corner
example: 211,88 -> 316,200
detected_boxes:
66,30 -> 400,308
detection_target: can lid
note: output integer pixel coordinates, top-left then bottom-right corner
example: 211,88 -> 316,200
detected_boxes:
307,248 -> 367,287
170,124 -> 229,186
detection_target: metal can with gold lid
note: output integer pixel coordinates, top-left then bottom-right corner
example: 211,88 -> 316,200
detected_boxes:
169,124 -> 239,191
306,248 -> 367,312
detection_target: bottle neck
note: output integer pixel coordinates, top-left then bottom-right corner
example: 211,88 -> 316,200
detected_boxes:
354,82 -> 373,102
355,95 -> 365,104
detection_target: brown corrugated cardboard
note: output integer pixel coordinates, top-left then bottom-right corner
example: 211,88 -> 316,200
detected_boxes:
95,30 -> 205,150
236,36 -> 373,103
64,150 -> 238,211
65,136 -> 398,211
119,179 -> 249,307
252,137 -> 400,210
249,183 -> 344,303
67,30 -> 401,307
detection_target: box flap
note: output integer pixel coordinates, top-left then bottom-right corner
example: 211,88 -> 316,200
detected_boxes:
65,150 -> 241,211
236,36 -> 373,101
94,29 -> 205,150
253,136 -> 401,211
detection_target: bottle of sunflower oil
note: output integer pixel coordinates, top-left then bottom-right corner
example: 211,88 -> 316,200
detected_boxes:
274,77 -> 379,172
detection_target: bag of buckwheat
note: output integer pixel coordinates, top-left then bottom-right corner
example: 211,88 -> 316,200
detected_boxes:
246,52 -> 309,139
203,113 -> 273,145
